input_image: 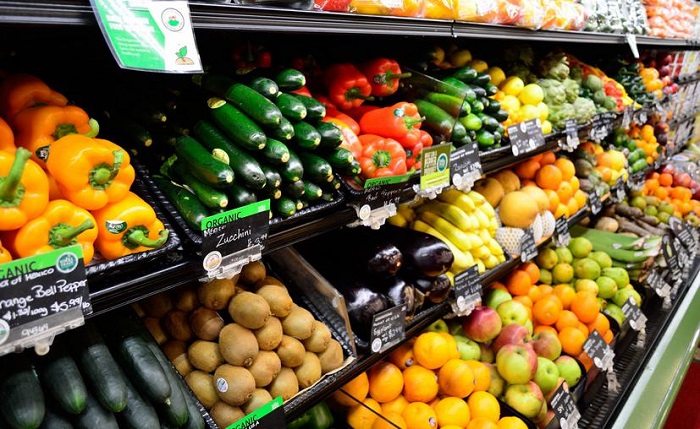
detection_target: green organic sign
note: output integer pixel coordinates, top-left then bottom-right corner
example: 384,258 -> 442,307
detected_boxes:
420,143 -> 451,190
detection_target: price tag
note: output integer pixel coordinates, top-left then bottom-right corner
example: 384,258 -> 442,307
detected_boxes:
508,119 -> 545,156
370,304 -> 407,353
634,109 -> 648,125
621,297 -> 647,332
452,265 -> 481,316
611,177 -> 626,203
450,142 -> 482,191
669,216 -> 698,252
662,235 -> 681,280
200,200 -> 270,279
554,216 -> 571,247
647,269 -> 672,298
419,143 -> 451,192
550,384 -> 581,429
583,330 -> 614,371
90,0 -> 202,73
589,190 -> 602,215
622,106 -> 634,130
563,119 -> 580,151
227,396 -> 285,429
520,228 -> 538,262
0,245 -> 91,357
349,174 -> 410,229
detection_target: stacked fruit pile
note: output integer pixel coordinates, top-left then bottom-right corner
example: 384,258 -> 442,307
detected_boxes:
573,142 -> 628,197
637,171 -> 700,224
493,76 -> 551,134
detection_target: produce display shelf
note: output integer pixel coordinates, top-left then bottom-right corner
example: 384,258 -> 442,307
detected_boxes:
481,134 -> 563,175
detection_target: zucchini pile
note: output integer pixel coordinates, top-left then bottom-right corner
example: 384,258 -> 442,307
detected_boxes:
0,318 -> 205,429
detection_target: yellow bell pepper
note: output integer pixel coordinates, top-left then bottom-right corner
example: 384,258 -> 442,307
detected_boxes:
0,148 -> 49,231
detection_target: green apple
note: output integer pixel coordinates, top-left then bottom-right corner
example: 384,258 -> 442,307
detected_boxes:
524,319 -> 534,335
486,288 -> 512,310
555,355 -> 582,387
426,319 -> 449,333
479,342 -> 495,363
612,288 -> 635,307
568,237 -> 593,258
496,343 -> 538,384
534,357 -> 560,395
531,330 -> 562,360
604,303 -> 626,327
596,276 -> 618,299
503,381 -> 545,419
555,247 -> 574,264
486,362 -> 505,397
589,251 -> 613,269
496,300 -> 529,326
454,335 -> 481,360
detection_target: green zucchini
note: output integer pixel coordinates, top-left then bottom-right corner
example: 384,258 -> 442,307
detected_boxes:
108,114 -> 153,149
279,149 -> 304,183
315,122 -> 343,150
249,77 -> 279,100
259,185 -> 282,201
259,164 -> 282,190
153,177 -> 209,230
473,72 -> 492,87
223,83 -> 283,127
175,136 -> 234,188
441,77 -> 475,100
146,343 -> 188,427
320,192 -> 336,203
170,160 -> 228,209
208,98 -> 267,151
325,147 -> 354,170
0,357 -> 45,429
267,117 -> 295,141
36,342 -> 87,415
450,66 -> 478,83
424,92 -> 470,118
298,152 -> 334,183
227,183 -> 258,208
115,366 -> 160,429
192,120 -> 266,190
292,122 -> 321,150
39,408 -> 73,429
115,336 -> 171,406
321,177 -> 342,192
179,389 -> 205,429
299,198 -> 309,210
275,93 -> 307,122
292,95 -> 326,121
260,138 -> 290,165
73,394 -> 118,429
336,159 -> 361,177
414,99 -> 456,139
304,182 -> 323,201
275,197 -> 297,218
275,69 -> 306,91
283,180 -> 306,198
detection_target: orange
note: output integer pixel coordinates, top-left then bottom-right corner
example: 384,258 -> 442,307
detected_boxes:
540,151 -> 556,165
403,365 -> 439,403
497,416 -> 529,429
413,332 -> 452,369
538,284 -> 553,296
534,325 -> 558,336
603,329 -> 614,344
587,312 -> 611,336
552,284 -> 576,309
544,189 -> 560,213
505,269 -> 532,296
570,176 -> 580,192
654,186 -> 669,201
439,332 -> 462,360
390,341 -> 416,370
434,397 -> 471,428
570,291 -> 600,324
520,179 -> 536,187
535,164 -> 563,191
573,189 -> 587,209
554,158 -> 575,181
373,413 -> 408,429
645,178 -> 660,193
659,173 -> 673,187
402,402 -> 439,429
555,310 -> 579,332
514,295 -> 533,309
567,197 -> 580,217
467,391 -> 501,423
368,362 -> 404,403
347,397 -> 382,429
554,203 -> 569,219
438,359 -> 475,398
490,281 -> 508,292
520,262 -> 540,284
467,418 -> 498,429
557,181 -> 574,204
381,395 -> 410,415
333,372 -> 369,406
576,321 -> 590,337
527,285 -> 543,302
533,294 -> 563,326
466,360 -> 491,392
514,159 -> 540,180
558,326 -> 587,356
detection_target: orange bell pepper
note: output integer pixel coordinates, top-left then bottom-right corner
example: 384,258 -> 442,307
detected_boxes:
323,117 -> 363,159
0,74 -> 68,123
2,199 -> 97,264
0,239 -> 12,264
46,135 -> 135,211
0,148 -> 49,231
92,192 -> 169,260
357,134 -> 408,179
0,117 -> 14,152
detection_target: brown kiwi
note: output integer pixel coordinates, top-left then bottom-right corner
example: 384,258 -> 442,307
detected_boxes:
256,285 -> 293,318
163,340 -> 193,376
239,261 -> 266,285
253,276 -> 287,291
210,402 -> 245,428
248,351 -> 281,388
302,321 -> 331,353
188,340 -> 224,373
219,323 -> 259,367
294,352 -> 322,389
162,310 -> 194,341
173,286 -> 200,312
228,291 -> 271,330
141,293 -> 173,318
213,365 -> 256,406
185,371 -> 218,408
189,307 -> 225,341
268,367 -> 299,401
254,317 -> 283,351
281,304 -> 315,340
142,317 -> 168,345
318,339 -> 344,374
242,389 -> 273,415
276,335 -> 306,368
198,278 -> 236,310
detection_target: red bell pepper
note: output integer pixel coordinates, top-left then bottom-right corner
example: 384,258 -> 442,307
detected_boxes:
397,129 -> 433,149
359,102 -> 423,146
361,58 -> 412,97
345,105 -> 379,122
324,64 -> 374,111
405,142 -> 423,170
231,42 -> 272,73
357,134 -> 407,179
291,86 -> 312,97
324,117 -> 362,159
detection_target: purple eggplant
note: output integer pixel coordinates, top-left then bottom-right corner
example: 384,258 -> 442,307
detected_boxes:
369,225 -> 454,276
411,274 -> 452,304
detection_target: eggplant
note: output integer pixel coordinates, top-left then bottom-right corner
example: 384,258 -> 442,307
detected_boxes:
369,225 -> 454,276
377,277 -> 417,320
411,274 -> 452,304
341,282 -> 390,340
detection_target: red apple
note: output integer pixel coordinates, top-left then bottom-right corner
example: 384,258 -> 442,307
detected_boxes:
531,330 -> 562,360
492,323 -> 530,354
503,381 -> 545,419
496,343 -> 538,384
462,306 -> 503,343
674,172 -> 692,188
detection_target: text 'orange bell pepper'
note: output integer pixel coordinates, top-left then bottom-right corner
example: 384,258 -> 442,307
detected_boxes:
0,74 -> 68,123
357,134 -> 407,179
92,192 -> 169,260
0,148 -> 49,231
0,117 -> 14,152
46,135 -> 135,211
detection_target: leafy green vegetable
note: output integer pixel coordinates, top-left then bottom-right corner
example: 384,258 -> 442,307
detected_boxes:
539,79 -> 567,106
562,78 -> 580,103
572,97 -> 597,124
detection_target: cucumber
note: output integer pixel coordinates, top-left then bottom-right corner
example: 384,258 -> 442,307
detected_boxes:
170,160 -> 229,209
115,367 -> 160,429
320,192 -> 336,203
39,408 -> 73,429
325,147 -> 355,170
192,120 -> 266,190
280,150 -> 304,182
224,83 -> 283,127
0,357 -> 45,429
321,177 -> 342,192
275,93 -> 307,122
414,99 -> 456,139
477,113 -> 500,133
36,342 -> 87,415
108,114 -> 153,149
115,335 -> 172,406
179,389 -> 205,429
208,98 -> 267,151
424,92 -> 470,118
249,77 -> 279,100
70,325 -> 128,413
315,122 -> 343,150
292,95 -> 326,121
227,183 -> 258,208
469,85 -> 487,99
473,72 -> 492,87
484,83 -> 498,96
275,68 -> 306,91
336,159 -> 361,177
275,196 -> 297,218
175,136 -> 234,188
267,117 -> 295,141
304,182 -> 323,201
260,138 -> 290,165
146,343 -> 188,427
450,67 -> 478,83
492,109 -> 509,123
451,122 -> 468,142
283,180 -> 306,198
260,164 -> 282,190
298,152 -> 333,183
441,78 -> 476,101
153,177 -> 209,230
73,394 -> 118,429
292,122 -> 321,151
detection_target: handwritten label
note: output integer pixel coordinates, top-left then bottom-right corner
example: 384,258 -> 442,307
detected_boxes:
520,228 -> 538,262
450,142 -> 482,190
508,119 -> 545,156
550,384 -> 581,429
589,114 -> 614,142
662,235 -> 681,281
589,191 -> 602,215
583,330 -> 614,370
621,297 -> 646,332
370,305 -> 407,353
563,119 -> 580,151
647,269 -> 671,298
611,177 -> 626,203
554,216 -> 571,247
452,265 -> 481,316
420,143 -> 451,191
227,396 -> 285,429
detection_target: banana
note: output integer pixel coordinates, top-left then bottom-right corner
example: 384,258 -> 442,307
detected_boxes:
445,271 -> 454,285
472,245 -> 491,260
449,49 -> 473,67
412,220 -> 470,272
437,189 -> 476,213
473,209 -> 490,230
477,203 -> 496,219
487,237 -> 505,256
397,204 -> 416,223
484,254 -> 500,269
478,229 -> 492,243
418,201 -> 472,232
476,259 -> 486,274
466,232 -> 484,249
466,190 -> 487,205
496,254 -> 506,263
387,213 -> 408,228
418,211 -> 472,252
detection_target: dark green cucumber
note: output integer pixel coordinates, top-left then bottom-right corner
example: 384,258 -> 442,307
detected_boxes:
299,199 -> 309,210
275,93 -> 307,122
192,120 -> 266,190
260,164 -> 282,190
473,72 -> 492,87
298,152 -> 333,183
153,176 -> 209,230
320,192 -> 336,203
70,325 -> 128,413
451,122 -> 468,142
424,92 -> 470,118
175,136 -> 234,188
441,78 -> 476,102
36,342 -> 87,415
315,122 -> 343,150
283,180 -> 306,198
116,336 -> 171,406
39,408 -> 73,429
73,394 -> 118,429
179,389 -> 205,429
108,114 -> 153,149
249,77 -> 279,100
304,182 -> 323,201
280,150 -> 304,183
259,185 -> 282,200
170,160 -> 229,209
115,366 -> 159,429
146,343 -> 188,427
321,177 -> 342,192
208,98 -> 267,151
227,183 -> 258,208
414,99 -> 456,139
325,147 -> 354,170
450,67 -> 478,83
292,122 -> 321,150
0,357 -> 44,429
260,138 -> 290,165
267,117 -> 295,141
275,68 -> 306,91
225,83 -> 283,127
469,85 -> 487,99
336,159 -> 361,177
275,196 -> 297,218
292,95 -> 326,121
477,113 -> 500,133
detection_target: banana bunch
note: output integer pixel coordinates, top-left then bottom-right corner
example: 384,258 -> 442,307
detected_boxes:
389,189 -> 506,276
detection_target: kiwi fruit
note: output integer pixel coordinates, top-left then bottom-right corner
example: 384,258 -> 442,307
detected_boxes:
173,286 -> 200,312
219,323 -> 259,367
253,276 -> 287,291
256,285 -> 293,317
254,317 -> 283,351
162,310 -> 194,341
188,340 -> 224,373
198,278 -> 236,310
276,335 -> 306,368
190,307 -> 225,341
239,261 -> 266,285
294,352 -> 322,389
141,293 -> 173,318
318,339 -> 344,374
281,304 -> 315,340
142,317 -> 167,345
302,321 -> 331,353
268,367 -> 299,401
185,371 -> 218,408
213,365 -> 256,406
248,351 -> 281,387
210,402 -> 245,429
242,389 -> 273,415
228,291 -> 271,330
163,340 -> 193,376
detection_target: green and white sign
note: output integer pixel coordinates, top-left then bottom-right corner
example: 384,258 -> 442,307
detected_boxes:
420,143 -> 451,190
227,396 -> 285,429
91,0 -> 202,73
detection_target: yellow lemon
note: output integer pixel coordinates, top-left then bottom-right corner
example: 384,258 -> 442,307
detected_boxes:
536,101 -> 549,121
467,59 -> 489,73
541,120 -> 553,135
519,104 -> 540,122
487,66 -> 507,87
518,83 -> 545,106
499,95 -> 521,114
500,76 -> 525,97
